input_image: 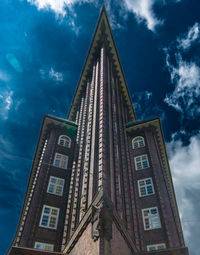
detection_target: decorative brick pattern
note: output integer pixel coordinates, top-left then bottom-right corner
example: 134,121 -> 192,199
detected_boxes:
70,84 -> 89,235
80,65 -> 96,220
15,139 -> 48,246
62,98 -> 84,248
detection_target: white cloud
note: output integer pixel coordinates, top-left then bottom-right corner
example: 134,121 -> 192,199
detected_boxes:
123,0 -> 163,31
167,133 -> 200,250
164,54 -> 200,119
49,67 -> 63,81
0,90 -> 13,119
40,67 -> 63,82
177,22 -> 200,50
27,0 -> 93,17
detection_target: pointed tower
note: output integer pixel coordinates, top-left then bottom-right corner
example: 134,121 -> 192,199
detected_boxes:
8,6 -> 189,255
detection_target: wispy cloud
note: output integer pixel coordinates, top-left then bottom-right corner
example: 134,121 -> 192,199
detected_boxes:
49,67 -> 63,81
122,0 -> 163,31
165,54 -> 200,119
133,90 -> 166,120
0,90 -> 13,120
40,67 -> 63,82
177,22 -> 200,50
167,132 -> 200,253
164,23 -> 200,120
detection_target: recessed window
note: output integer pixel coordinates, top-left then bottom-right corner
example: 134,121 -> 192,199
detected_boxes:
138,178 -> 154,197
34,242 -> 54,251
47,176 -> 65,196
39,205 -> 59,229
58,135 -> 71,148
53,153 -> 68,169
134,154 -> 149,170
142,207 -> 161,230
147,243 -> 166,251
132,136 -> 145,149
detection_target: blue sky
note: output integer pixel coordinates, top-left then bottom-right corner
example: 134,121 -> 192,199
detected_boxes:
0,0 -> 200,254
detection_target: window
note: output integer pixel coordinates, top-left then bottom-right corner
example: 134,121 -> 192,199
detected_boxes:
39,205 -> 59,229
47,176 -> 65,196
142,207 -> 161,230
138,178 -> 154,197
147,243 -> 166,251
34,242 -> 54,251
58,135 -> 71,148
134,154 -> 149,170
132,136 -> 145,149
53,153 -> 68,169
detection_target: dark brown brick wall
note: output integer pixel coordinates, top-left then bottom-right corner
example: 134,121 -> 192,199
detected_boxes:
19,124 -> 76,252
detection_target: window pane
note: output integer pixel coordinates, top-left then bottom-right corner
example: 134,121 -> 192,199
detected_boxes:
142,155 -> 147,160
137,162 -> 142,169
35,243 -> 43,249
57,179 -> 64,185
56,186 -> 62,195
54,159 -> 60,167
151,208 -> 157,214
48,184 -> 55,193
45,246 -> 52,251
49,217 -> 56,227
60,140 -> 64,146
51,178 -> 57,183
147,186 -> 153,193
139,180 -> 145,186
51,209 -> 58,215
41,215 -> 49,226
146,179 -> 151,185
140,187 -> 146,196
142,161 -> 148,168
157,245 -> 165,249
149,246 -> 156,251
44,207 -> 50,214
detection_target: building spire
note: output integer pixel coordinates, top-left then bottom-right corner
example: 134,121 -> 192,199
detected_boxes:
67,4 -> 136,122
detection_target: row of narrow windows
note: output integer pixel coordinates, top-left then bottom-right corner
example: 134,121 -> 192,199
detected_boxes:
133,141 -> 166,251
35,203 -> 165,252
34,240 -> 166,252
34,241 -> 166,252
33,143 -> 69,251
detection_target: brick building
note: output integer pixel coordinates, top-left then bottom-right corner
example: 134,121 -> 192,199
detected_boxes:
8,6 -> 189,255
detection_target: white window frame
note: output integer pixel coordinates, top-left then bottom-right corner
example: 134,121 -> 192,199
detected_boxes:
58,135 -> 71,148
34,242 -> 54,251
142,207 -> 161,230
47,176 -> 65,196
138,178 -> 155,197
134,154 -> 149,170
39,205 -> 60,229
132,136 -> 145,149
53,153 -> 68,169
147,243 -> 166,251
